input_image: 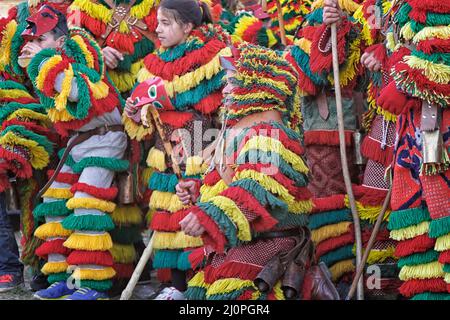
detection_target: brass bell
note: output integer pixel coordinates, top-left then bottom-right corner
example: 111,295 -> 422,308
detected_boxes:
117,171 -> 135,205
5,179 -> 21,214
422,130 -> 443,165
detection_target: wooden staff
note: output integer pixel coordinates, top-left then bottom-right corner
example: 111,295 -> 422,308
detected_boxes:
275,0 -> 287,46
330,23 -> 364,300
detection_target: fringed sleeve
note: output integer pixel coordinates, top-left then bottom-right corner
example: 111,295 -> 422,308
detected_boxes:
192,122 -> 313,254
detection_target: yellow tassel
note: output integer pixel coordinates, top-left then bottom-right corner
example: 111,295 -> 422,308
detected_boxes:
311,221 -> 352,244
119,20 -> 130,34
399,261 -> 445,281
36,56 -> 63,91
352,245 -> 396,264
353,6 -> 373,45
267,29 -> 278,48
0,89 -> 34,101
43,188 -> 73,200
0,132 -> 49,169
72,35 -> 95,69
63,232 -> 113,251
41,261 -> 68,275
66,197 -> 116,213
72,267 -> 116,281
413,26 -> 450,43
0,21 -> 17,71
211,196 -> 252,242
187,271 -> 209,289
34,222 -> 72,240
435,234 -> 450,252
110,243 -> 137,264
206,278 -> 256,296
400,22 -> 416,41
445,273 -> 450,284
185,156 -> 207,176
47,108 -> 76,122
130,0 -> 158,19
273,281 -> 286,300
149,190 -> 185,212
311,0 -> 361,14
152,231 -> 203,250
405,55 -> 450,85
87,79 -> 110,100
345,197 -> 391,224
146,208 -> 156,225
294,38 -> 311,55
71,0 -> 113,23
390,221 -> 429,241
328,37 -> 361,87
122,112 -> 154,141
111,205 -> 143,226
54,66 -> 73,112
200,180 -> 228,202
109,69 -> 136,93
146,147 -> 167,171
329,259 -> 355,282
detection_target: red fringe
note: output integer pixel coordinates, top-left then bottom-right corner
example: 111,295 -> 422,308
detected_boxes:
361,227 -> 391,245
407,0 -> 450,14
0,147 -> 32,178
106,32 -> 139,55
0,173 -> 10,193
399,278 -> 448,298
188,247 -> 206,270
220,186 -> 278,232
69,11 -> 106,38
203,261 -> 262,284
360,135 -> 394,167
353,184 -> 389,207
438,251 -> 450,265
0,96 -> 37,105
315,232 -> 355,258
394,234 -> 436,258
311,194 -> 346,213
193,91 -> 223,115
1,120 -> 57,144
113,263 -> 134,279
150,209 -> 191,232
192,206 -> 227,254
203,170 -> 222,186
70,182 -> 118,201
143,8 -> 158,33
242,20 -> 263,43
160,111 -> 193,128
35,239 -> 71,259
416,38 -> 450,55
157,268 -> 172,283
237,290 -> 254,300
47,170 -> 80,185
365,44 -> 388,67
67,250 -> 114,267
304,130 -> 354,147
42,59 -> 71,97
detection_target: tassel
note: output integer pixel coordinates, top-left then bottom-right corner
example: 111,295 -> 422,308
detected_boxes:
35,239 -> 71,259
66,197 -> 116,213
152,231 -> 203,250
63,232 -> 113,251
311,221 -> 352,244
79,280 -> 113,292
395,234 -> 436,258
329,259 -> 355,282
62,213 -> 115,231
42,261 -> 69,275
429,216 -> 450,239
110,243 -> 136,264
67,250 -> 114,267
435,234 -> 450,252
399,261 -> 445,281
34,222 -> 72,240
47,272 -> 69,284
111,205 -> 143,226
146,147 -> 167,172
390,221 -> 430,241
72,267 -> 116,281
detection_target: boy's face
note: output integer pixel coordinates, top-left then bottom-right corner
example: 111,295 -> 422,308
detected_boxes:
29,32 -> 63,50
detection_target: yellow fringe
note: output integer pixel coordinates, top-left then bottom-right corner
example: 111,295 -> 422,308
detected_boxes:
206,278 -> 256,296
0,21 -> 16,71
400,22 -> 416,41
390,221 -> 429,241
43,188 -> 73,200
345,197 -> 391,224
47,107 -> 76,122
405,55 -> 450,85
200,180 -> 228,202
294,38 -> 311,55
141,167 -> 154,187
328,37 -> 361,87
63,232 -> 113,251
108,69 -> 135,93
185,156 -> 207,176
187,271 -> 210,289
36,56 -> 63,91
0,89 -> 34,101
54,66 -> 74,111
34,222 -> 72,240
435,234 -> 450,252
111,205 -> 143,226
72,267 -> 116,281
311,221 -> 352,244
122,112 -> 154,141
66,197 -> 116,213
41,261 -> 69,275
267,29 -> 278,48
110,243 -> 137,264
233,15 -> 257,40
399,261 -> 445,281
312,0 -> 361,14
211,195 -> 252,242
71,0 -> 113,23
445,273 -> 450,284
130,0 -> 159,19
152,231 -> 203,250
0,132 -> 49,169
149,190 -> 185,213
239,135 -> 309,174
353,5 -> 373,45
413,26 -> 450,43
146,147 -> 167,171
137,47 -> 232,98
272,281 -> 286,300
87,79 -> 110,100
329,259 -> 355,282
72,35 -> 95,69
352,245 -> 396,264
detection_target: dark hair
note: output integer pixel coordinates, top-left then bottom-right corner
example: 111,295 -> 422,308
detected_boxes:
159,0 -> 213,27
47,5 -> 69,38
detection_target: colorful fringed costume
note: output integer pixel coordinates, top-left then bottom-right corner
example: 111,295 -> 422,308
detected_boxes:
184,43 -> 314,300
131,24 -> 231,285
27,26 -> 128,295
68,0 -> 159,94
285,0 -> 365,293
378,0 -> 450,300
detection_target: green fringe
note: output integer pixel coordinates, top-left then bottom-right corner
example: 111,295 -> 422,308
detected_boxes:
207,288 -> 248,300
109,226 -> 142,244
397,250 -> 440,268
275,212 -> 309,228
443,264 -> 450,273
152,250 -> 180,270
80,280 -> 113,292
72,157 -> 130,173
411,292 -> 450,301
429,215 -> 450,239
394,3 -> 412,28
185,286 -> 207,300
387,207 -> 430,231
148,172 -> 178,193
62,213 -> 115,232
33,200 -> 72,220
0,102 -> 45,123
319,245 -> 355,267
47,272 -> 69,284
308,209 -> 352,230
1,125 -> 54,154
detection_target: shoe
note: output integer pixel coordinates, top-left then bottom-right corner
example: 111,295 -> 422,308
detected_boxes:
65,288 -> 109,300
0,274 -> 23,293
33,281 -> 76,300
153,286 -> 186,300
30,272 -> 49,292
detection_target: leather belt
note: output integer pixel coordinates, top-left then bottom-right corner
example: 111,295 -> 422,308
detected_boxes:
35,124 -> 124,203
255,228 -> 302,240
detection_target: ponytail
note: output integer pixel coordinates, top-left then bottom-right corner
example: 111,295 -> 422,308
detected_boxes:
159,0 -> 213,27
198,1 -> 213,25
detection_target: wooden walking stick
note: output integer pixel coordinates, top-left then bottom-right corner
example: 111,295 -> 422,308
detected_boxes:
330,22 -> 364,300
346,186 -> 392,300
275,0 -> 287,46
120,103 -> 185,300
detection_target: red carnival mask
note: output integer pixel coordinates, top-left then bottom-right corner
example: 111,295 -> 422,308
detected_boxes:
131,77 -> 174,110
22,5 -> 61,41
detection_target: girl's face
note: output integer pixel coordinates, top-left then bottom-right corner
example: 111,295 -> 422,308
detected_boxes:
156,8 -> 193,48
222,70 -> 237,107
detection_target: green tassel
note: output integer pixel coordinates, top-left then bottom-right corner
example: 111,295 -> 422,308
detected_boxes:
411,292 -> 450,301
109,226 -> 142,244
0,101 -> 45,123
149,172 -> 179,193
33,200 -> 72,220
319,245 -> 355,267
152,250 -> 181,270
72,157 -> 129,173
1,125 -> 54,154
47,272 -> 69,284
62,214 -> 115,232
185,287 -> 207,300
429,216 -> 450,239
276,212 -> 309,228
207,288 -> 248,300
178,250 -> 196,271
79,280 -> 113,292
308,209 -> 352,230
387,207 -> 430,231
397,250 -> 440,268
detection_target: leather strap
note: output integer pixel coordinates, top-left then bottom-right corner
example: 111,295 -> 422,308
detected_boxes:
255,228 -> 303,240
317,91 -> 329,121
35,124 -> 124,203
99,0 -> 136,46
